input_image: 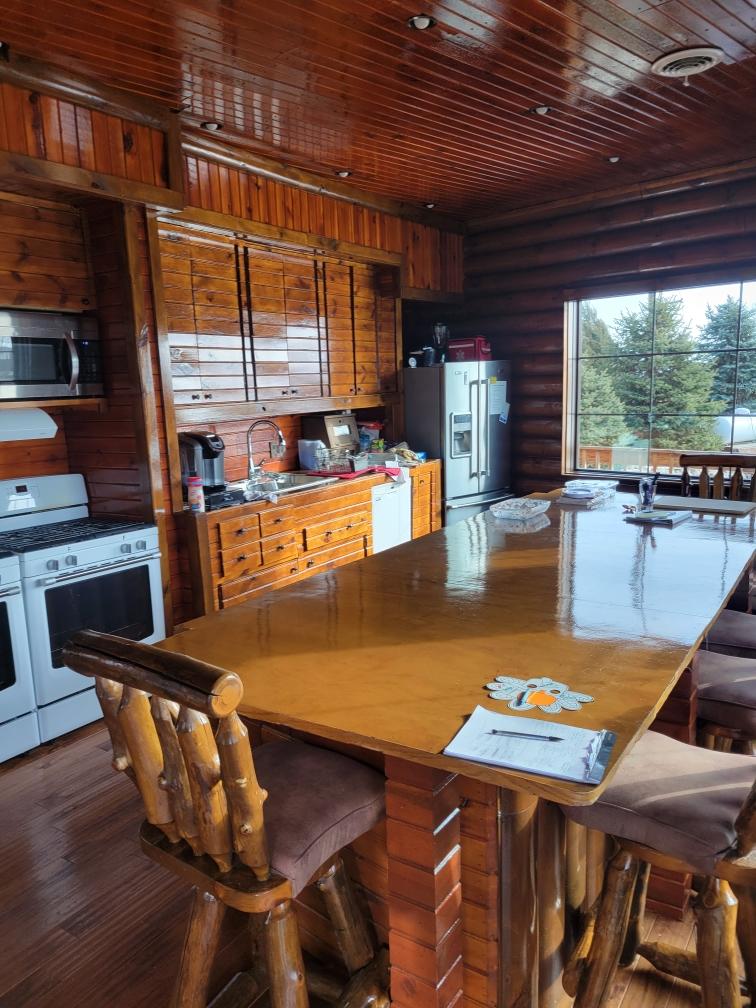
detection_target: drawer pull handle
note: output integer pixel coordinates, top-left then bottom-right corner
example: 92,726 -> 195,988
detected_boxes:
235,528 -> 247,536
324,530 -> 333,538
274,517 -> 283,524
276,544 -> 285,551
290,566 -> 298,574
237,555 -> 247,562
307,559 -> 314,568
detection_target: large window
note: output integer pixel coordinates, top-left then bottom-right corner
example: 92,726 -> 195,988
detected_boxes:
566,281 -> 756,474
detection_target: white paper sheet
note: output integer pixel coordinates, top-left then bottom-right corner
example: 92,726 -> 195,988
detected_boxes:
444,705 -> 612,783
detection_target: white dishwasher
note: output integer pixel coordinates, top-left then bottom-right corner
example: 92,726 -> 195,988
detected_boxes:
371,478 -> 412,554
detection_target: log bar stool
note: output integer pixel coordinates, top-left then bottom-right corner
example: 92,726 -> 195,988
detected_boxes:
559,731 -> 756,1008
63,629 -> 389,1008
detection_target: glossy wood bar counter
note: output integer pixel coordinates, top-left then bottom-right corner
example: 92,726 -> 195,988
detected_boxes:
158,496 -> 756,1008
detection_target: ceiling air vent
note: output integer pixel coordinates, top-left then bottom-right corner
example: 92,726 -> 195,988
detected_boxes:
651,47 -> 724,85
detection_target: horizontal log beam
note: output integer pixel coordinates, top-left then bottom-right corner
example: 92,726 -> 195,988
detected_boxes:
467,175 -> 756,257
0,150 -> 182,210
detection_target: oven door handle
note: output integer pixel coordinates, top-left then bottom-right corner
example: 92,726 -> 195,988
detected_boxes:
37,552 -> 160,587
0,585 -> 21,598
64,330 -> 80,392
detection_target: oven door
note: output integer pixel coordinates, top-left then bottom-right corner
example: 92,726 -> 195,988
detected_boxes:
0,583 -> 36,722
23,554 -> 165,707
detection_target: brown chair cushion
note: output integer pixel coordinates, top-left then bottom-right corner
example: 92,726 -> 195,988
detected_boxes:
562,731 -> 755,874
707,609 -> 756,658
694,650 -> 756,736
254,740 -> 384,895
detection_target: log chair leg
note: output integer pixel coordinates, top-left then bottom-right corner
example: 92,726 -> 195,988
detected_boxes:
264,899 -> 309,1008
713,735 -> 734,753
170,888 -> 227,1008
733,883 -> 756,1006
573,849 -> 639,1008
619,861 -> 651,968
693,877 -> 741,1008
315,857 -> 374,976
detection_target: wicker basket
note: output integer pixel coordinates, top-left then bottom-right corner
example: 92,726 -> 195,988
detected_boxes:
314,447 -> 352,473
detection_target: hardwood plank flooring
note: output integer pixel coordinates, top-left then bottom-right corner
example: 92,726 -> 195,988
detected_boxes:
0,725 -> 716,1007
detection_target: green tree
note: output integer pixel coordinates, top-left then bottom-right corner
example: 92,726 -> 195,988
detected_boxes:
579,303 -> 616,364
697,295 -> 756,411
579,361 -> 628,446
609,294 -> 725,451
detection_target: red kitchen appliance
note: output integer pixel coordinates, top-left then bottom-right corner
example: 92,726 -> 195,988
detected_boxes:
447,336 -> 492,361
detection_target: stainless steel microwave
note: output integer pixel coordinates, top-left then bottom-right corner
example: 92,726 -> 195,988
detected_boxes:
0,310 -> 104,400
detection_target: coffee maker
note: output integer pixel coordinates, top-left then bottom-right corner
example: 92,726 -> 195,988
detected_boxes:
178,432 -> 226,493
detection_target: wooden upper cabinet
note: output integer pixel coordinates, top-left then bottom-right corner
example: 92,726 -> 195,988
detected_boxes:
244,246 -> 326,402
156,222 -> 400,414
160,227 -> 246,406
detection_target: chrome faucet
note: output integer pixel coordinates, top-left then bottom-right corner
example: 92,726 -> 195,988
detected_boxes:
246,419 -> 287,481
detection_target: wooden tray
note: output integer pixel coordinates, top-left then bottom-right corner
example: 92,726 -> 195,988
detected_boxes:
653,494 -> 756,516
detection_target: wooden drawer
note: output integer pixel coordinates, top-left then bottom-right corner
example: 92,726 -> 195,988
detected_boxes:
259,508 -> 295,537
219,557 -> 301,605
300,536 -> 367,575
260,530 -> 299,566
220,544 -> 264,581
304,509 -> 370,551
218,514 -> 261,550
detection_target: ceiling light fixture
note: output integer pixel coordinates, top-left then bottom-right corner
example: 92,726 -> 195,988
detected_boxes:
607,156 -> 620,164
336,170 -> 351,178
407,13 -> 436,30
424,202 -> 436,209
531,105 -> 552,116
200,121 -> 223,131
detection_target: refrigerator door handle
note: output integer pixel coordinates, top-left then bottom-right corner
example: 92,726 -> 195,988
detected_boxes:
479,379 -> 488,478
469,379 -> 479,478
446,492 -> 512,510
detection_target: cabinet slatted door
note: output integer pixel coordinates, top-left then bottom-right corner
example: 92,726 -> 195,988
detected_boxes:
245,245 -> 325,402
352,262 -> 380,397
376,265 -> 400,395
323,260 -> 356,397
160,226 -> 247,406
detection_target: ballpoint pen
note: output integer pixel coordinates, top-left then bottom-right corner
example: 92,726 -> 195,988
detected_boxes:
488,729 -> 563,742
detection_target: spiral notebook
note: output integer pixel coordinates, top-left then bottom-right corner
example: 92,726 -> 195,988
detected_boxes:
444,705 -> 616,784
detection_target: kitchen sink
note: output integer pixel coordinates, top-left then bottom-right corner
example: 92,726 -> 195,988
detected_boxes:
246,472 -> 339,496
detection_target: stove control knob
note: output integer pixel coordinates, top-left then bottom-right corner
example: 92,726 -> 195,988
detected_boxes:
120,543 -> 132,555
136,540 -> 147,551
65,555 -> 78,567
46,559 -> 60,571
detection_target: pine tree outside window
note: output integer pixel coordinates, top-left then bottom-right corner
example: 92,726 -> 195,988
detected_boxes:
564,281 -> 756,475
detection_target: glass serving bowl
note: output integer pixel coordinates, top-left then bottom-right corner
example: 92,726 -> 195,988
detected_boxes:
489,497 -> 551,520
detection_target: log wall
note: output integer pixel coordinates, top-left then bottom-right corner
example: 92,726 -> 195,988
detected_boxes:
464,173 -> 756,493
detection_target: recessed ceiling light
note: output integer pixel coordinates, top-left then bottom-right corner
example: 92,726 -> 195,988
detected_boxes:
424,202 -> 436,209
336,170 -> 351,178
407,13 -> 436,30
200,121 -> 223,131
607,155 -> 621,164
531,105 -> 552,116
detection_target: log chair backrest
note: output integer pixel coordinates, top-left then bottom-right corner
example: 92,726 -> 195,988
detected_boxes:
679,453 -> 756,501
63,629 -> 269,878
735,778 -> 756,857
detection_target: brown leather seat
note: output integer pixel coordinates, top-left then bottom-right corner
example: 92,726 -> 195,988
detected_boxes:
254,740 -> 384,895
707,608 -> 756,657
694,650 -> 756,737
563,730 -> 754,874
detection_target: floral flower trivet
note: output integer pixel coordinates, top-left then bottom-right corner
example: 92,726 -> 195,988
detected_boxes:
485,675 -> 594,713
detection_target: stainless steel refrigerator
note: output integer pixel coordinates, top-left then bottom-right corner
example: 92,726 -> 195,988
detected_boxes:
404,360 -> 512,526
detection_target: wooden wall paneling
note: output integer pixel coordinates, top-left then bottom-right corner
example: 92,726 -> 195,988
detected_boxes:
322,260 -> 356,397
0,409 -> 70,479
464,170 -> 756,496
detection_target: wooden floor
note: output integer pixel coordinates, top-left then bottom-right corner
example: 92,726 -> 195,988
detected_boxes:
0,725 -> 715,1008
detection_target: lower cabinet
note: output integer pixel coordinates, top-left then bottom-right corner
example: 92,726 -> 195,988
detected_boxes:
182,461 -> 442,616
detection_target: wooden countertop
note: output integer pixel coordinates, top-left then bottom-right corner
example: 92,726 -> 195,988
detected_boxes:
159,494 -> 756,805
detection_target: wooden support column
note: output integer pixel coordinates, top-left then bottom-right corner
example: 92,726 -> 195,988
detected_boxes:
384,757 -> 463,1008
499,788 -> 539,1008
537,802 -> 569,1008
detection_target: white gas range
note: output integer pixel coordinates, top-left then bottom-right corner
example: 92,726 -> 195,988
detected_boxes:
0,473 -> 165,755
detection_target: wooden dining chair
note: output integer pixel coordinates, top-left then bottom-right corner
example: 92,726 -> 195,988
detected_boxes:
680,452 -> 756,502
694,650 -> 756,755
560,731 -> 756,1008
63,629 -> 389,1008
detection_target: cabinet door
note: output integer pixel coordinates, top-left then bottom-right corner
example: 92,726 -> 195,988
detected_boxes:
351,262 -> 380,397
376,266 -> 400,395
245,245 -> 326,402
160,227 -> 246,407
322,260 -> 355,396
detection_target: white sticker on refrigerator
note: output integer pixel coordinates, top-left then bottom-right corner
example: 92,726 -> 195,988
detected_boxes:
487,380 -> 509,416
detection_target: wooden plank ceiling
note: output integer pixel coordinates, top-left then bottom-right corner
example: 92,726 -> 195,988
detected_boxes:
1,0 -> 756,216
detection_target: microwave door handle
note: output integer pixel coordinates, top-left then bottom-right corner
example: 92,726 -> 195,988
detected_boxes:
64,331 -> 80,391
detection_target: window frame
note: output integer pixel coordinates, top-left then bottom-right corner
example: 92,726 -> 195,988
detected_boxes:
562,279 -> 756,480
